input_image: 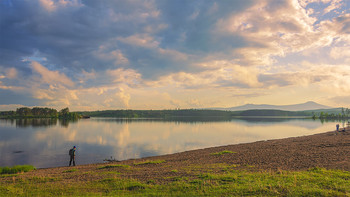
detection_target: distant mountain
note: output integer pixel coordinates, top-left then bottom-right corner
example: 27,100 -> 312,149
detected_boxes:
213,101 -> 332,111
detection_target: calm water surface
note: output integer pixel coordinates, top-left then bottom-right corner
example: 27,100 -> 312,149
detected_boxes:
0,118 -> 342,168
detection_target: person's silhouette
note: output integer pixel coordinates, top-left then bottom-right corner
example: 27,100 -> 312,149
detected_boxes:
69,146 -> 76,166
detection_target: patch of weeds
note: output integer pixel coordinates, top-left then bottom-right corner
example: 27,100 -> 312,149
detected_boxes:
99,178 -> 116,183
63,169 -> 78,173
189,179 -> 203,184
104,171 -> 121,175
231,164 -> 239,168
28,176 -> 60,183
126,183 -> 146,191
198,173 -> 236,184
166,176 -> 183,182
308,167 -> 326,173
98,164 -> 130,170
147,179 -> 156,185
210,150 -> 236,156
198,173 -> 215,180
0,165 -> 36,174
0,174 -> 19,178
171,169 -> 178,173
219,176 -> 236,183
134,160 -> 166,166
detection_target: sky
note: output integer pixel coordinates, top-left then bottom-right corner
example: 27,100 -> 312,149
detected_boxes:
1,0 -> 350,111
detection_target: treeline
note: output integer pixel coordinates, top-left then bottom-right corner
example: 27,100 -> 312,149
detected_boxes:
79,109 -> 235,118
313,108 -> 350,120
79,109 -> 313,118
239,109 -> 312,117
0,107 -> 81,119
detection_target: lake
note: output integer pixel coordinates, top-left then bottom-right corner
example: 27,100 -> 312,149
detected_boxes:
0,117 -> 342,168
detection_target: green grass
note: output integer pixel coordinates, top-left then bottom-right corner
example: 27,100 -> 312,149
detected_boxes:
133,160 -> 166,166
0,165 -> 35,174
62,169 -> 78,173
1,166 -> 350,196
210,150 -> 236,156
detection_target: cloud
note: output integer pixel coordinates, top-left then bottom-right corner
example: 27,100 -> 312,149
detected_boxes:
117,34 -> 160,49
115,87 -> 131,108
107,68 -> 141,85
0,67 -> 18,80
1,0 -> 350,110
324,0 -> 343,14
31,61 -> 74,87
330,95 -> 350,107
186,99 -> 202,108
213,0 -> 338,66
39,0 -> 82,12
0,104 -> 26,111
330,46 -> 350,62
321,13 -> 350,36
149,61 -> 262,89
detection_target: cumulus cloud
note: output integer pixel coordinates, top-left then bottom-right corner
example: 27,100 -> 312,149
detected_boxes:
213,0 -> 340,67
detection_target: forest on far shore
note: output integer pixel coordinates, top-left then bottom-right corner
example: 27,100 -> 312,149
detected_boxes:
78,108 -> 350,120
0,107 -> 80,119
1,107 -> 349,121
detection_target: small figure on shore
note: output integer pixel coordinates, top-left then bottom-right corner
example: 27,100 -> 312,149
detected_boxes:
69,146 -> 76,166
336,124 -> 340,132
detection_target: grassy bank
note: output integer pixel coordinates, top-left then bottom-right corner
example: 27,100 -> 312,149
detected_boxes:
1,163 -> 349,196
0,165 -> 35,175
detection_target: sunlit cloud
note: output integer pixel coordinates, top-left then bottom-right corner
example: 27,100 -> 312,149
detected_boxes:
39,0 -> 82,12
31,61 -> 74,87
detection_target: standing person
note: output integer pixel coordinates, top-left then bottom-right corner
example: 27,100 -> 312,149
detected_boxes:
336,124 -> 340,132
69,146 -> 76,166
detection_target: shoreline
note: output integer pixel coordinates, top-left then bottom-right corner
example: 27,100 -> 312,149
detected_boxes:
119,129 -> 350,171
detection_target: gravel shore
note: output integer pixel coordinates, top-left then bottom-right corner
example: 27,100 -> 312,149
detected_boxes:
153,129 -> 350,171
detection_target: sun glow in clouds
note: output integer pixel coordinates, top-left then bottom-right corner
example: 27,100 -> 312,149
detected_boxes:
1,0 -> 350,110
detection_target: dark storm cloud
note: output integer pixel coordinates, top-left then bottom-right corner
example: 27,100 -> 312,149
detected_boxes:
155,0 -> 254,52
1,0 -> 149,74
